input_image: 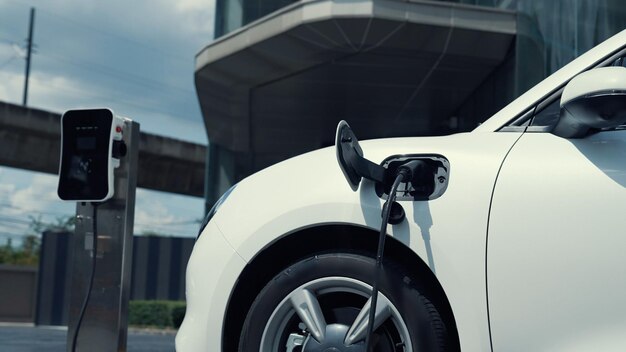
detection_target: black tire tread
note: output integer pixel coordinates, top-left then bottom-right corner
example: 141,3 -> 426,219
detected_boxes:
238,252 -> 452,352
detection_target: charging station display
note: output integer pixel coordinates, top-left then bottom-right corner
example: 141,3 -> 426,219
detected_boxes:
58,109 -> 116,201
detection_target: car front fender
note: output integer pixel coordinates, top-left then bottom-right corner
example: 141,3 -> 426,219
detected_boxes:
205,131 -> 521,351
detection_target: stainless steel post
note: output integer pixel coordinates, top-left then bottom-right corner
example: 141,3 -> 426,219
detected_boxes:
67,120 -> 139,352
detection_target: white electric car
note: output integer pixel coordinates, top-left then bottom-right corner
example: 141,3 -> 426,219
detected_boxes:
177,30 -> 626,351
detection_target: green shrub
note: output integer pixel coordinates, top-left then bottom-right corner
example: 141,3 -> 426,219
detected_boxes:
0,236 -> 40,267
129,300 -> 186,328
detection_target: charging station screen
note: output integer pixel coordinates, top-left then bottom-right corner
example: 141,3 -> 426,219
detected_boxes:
58,109 -> 113,201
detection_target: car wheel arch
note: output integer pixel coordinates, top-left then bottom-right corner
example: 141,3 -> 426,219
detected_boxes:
221,223 -> 460,352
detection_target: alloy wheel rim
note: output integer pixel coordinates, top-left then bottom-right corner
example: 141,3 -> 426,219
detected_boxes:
260,276 -> 413,352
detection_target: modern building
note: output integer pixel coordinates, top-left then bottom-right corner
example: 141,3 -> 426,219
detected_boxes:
196,0 -> 625,207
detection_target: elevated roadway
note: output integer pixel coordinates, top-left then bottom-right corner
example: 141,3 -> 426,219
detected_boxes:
0,101 -> 205,198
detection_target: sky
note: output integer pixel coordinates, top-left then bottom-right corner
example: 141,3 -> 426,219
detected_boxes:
0,0 -> 216,243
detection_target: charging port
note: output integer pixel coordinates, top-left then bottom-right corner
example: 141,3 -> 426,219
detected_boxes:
376,155 -> 450,201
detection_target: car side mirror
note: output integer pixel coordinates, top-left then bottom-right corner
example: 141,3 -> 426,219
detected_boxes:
552,67 -> 626,138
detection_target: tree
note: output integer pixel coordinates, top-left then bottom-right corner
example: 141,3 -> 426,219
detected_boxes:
0,215 -> 75,267
28,214 -> 75,234
0,238 -> 14,265
0,235 -> 39,267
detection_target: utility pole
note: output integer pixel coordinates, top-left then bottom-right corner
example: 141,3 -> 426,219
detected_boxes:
23,7 -> 35,107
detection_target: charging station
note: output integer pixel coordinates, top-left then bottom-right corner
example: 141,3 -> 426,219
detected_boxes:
57,108 -> 139,352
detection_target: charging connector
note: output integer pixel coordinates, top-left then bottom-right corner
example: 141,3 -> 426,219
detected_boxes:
364,162 -> 419,351
396,160 -> 426,183
335,121 -> 446,350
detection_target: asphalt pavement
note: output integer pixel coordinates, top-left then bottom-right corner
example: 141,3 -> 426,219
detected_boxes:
0,324 -> 175,351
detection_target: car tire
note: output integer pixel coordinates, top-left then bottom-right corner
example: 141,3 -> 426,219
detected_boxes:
238,252 -> 450,352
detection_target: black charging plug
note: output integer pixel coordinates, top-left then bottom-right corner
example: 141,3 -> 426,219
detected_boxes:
396,159 -> 427,184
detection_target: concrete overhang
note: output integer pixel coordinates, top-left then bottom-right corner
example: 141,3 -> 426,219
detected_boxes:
0,102 -> 206,198
195,0 -> 516,171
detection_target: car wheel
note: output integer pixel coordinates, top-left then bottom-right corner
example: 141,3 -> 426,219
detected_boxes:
239,253 -> 449,351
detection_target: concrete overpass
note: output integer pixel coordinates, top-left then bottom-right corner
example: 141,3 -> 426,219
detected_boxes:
0,101 -> 206,198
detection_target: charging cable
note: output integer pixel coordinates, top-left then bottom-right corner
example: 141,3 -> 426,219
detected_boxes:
70,203 -> 98,352
364,160 -> 424,351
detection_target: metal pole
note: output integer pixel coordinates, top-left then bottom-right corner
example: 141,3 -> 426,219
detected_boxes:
23,7 -> 35,106
67,120 -> 139,352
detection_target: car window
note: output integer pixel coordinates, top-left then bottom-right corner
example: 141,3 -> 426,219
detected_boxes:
530,98 -> 560,127
612,57 -> 626,67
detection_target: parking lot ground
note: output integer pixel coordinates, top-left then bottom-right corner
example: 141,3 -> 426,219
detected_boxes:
0,324 -> 175,351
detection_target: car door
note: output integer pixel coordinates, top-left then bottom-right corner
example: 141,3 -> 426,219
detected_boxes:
487,96 -> 626,351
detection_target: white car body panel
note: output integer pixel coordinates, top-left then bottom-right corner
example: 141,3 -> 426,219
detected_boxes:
176,29 -> 626,352
488,130 -> 626,351
179,132 -> 522,351
176,221 -> 246,351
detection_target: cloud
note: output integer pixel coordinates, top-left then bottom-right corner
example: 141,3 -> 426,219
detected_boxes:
31,73 -> 91,112
19,0 -> 216,42
134,188 -> 198,236
0,166 -> 202,239
121,108 -> 208,144
0,67 -> 104,114
176,0 -> 210,12
0,41 -> 24,103
0,0 -> 213,137
0,54 -> 208,144
0,41 -> 20,60
0,0 -> 209,239
10,173 -> 67,216
175,0 -> 216,35
0,182 -> 16,205
0,171 -> 72,244
0,70 -> 21,104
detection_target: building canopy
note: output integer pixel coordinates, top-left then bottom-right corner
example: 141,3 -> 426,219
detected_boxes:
196,0 -> 516,174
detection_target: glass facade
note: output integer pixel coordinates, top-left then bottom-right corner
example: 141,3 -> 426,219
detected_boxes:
452,0 -> 626,84
517,0 -> 625,89
214,0 -> 625,82
214,0 -> 299,38
450,0 -> 626,130
205,0 -> 626,207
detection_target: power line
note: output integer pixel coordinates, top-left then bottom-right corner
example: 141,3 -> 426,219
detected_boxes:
0,69 -> 192,119
0,183 -> 203,217
135,217 -> 200,226
134,219 -> 197,230
34,77 -> 189,118
0,232 -> 26,237
0,202 -> 71,217
0,4 -> 203,123
0,0 -> 192,63
1,202 -> 197,229
0,232 -> 30,242
0,213 -> 197,237
40,51 -> 195,95
0,221 -> 28,230
38,8 -> 191,64
0,215 -> 31,226
0,55 -> 17,69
